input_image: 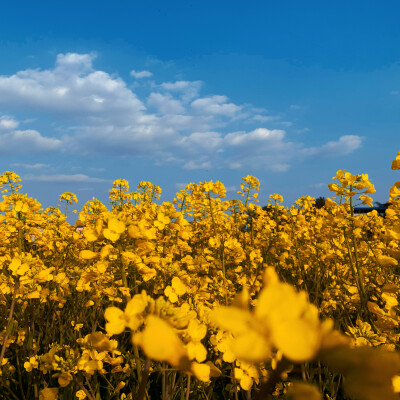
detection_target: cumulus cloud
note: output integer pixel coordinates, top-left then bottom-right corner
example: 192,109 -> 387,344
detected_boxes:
161,80 -> 202,102
179,131 -> 223,152
147,92 -> 185,114
0,115 -> 19,130
0,52 -> 145,121
130,69 -> 152,78
0,129 -> 62,154
191,95 -> 242,116
0,52 -> 363,172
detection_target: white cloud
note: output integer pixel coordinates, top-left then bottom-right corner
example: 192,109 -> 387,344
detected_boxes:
161,80 -> 202,102
130,69 -> 152,78
0,53 -> 364,172
179,131 -> 222,151
0,129 -> 62,154
23,174 -> 108,182
224,128 -> 286,147
294,128 -> 310,134
147,92 -> 185,114
309,183 -> 326,189
220,129 -> 362,172
56,52 -> 95,72
11,163 -> 49,169
302,135 -> 363,157
183,160 -> 211,170
0,115 -> 19,130
191,95 -> 242,116
0,52 -> 145,120
252,115 -> 275,122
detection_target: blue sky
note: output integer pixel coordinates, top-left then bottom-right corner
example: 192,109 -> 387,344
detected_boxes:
0,0 -> 399,218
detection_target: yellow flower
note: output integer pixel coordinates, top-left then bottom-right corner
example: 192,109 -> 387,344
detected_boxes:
212,306 -> 271,362
234,368 -> 253,390
9,257 -> 30,276
75,390 -> 87,399
391,151 -> 400,170
165,277 -> 188,303
191,362 -> 211,382
24,356 -> 38,372
105,307 -> 126,335
103,217 -> 126,241
58,371 -> 73,387
133,315 -> 190,369
39,388 -> 59,400
359,194 -> 373,207
376,255 -> 398,267
187,341 -> 207,362
286,382 -> 322,400
187,320 -> 207,341
77,352 -> 100,375
105,291 -> 149,335
256,270 -> 322,362
393,375 -> 400,393
80,250 -> 97,260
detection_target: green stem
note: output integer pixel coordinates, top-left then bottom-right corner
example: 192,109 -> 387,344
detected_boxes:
0,280 -> 19,368
137,358 -> 151,400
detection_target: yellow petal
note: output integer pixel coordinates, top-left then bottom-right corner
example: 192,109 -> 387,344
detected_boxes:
108,218 -> 126,234
187,320 -> 207,341
187,341 -> 207,363
84,228 -> 98,242
211,307 -> 254,335
133,316 -> 189,369
80,250 -> 97,260
376,255 -> 398,267
39,387 -> 59,400
172,277 -> 187,296
232,330 -> 271,362
191,362 -> 210,382
286,382 -> 322,400
103,229 -> 120,242
104,307 -> 126,335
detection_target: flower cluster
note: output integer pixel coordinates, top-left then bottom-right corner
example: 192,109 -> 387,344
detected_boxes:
0,151 -> 400,400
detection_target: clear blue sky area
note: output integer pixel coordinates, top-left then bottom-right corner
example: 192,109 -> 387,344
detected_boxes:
0,0 -> 399,219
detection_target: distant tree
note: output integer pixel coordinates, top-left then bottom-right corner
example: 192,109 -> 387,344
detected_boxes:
314,196 -> 326,209
374,201 -> 391,207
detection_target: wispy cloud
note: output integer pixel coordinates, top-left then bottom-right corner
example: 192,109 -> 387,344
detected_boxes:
0,52 -> 363,171
309,182 -> 326,189
23,174 -> 108,183
11,163 -> 49,169
130,69 -> 152,79
301,135 -> 363,157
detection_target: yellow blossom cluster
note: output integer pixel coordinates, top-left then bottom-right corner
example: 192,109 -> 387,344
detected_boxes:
0,153 -> 400,399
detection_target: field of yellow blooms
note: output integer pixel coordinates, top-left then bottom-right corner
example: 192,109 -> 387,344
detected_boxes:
1,151 -> 400,400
